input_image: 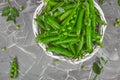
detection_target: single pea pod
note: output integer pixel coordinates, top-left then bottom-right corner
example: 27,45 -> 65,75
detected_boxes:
44,15 -> 60,29
76,9 -> 85,35
63,4 -> 76,11
54,37 -> 79,44
36,14 -> 44,20
53,11 -> 63,17
84,2 -> 90,25
51,2 -> 65,12
35,19 -> 45,30
59,9 -> 73,21
67,7 -> 80,33
47,46 -> 73,58
84,3 -> 93,53
95,15 -> 107,25
69,43 -> 76,54
49,1 -> 58,6
10,57 -> 18,78
53,3 -> 76,18
41,35 -> 60,44
45,4 -> 52,12
95,8 -> 101,16
88,0 -> 96,31
60,44 -> 69,48
35,31 -> 57,43
77,31 -> 85,55
86,19 -> 93,53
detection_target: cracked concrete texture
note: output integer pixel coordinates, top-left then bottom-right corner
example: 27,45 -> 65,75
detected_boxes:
0,0 -> 120,80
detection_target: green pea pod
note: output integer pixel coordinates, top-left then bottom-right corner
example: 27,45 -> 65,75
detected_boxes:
63,4 -> 76,11
54,37 -> 79,44
76,9 -> 85,35
49,1 -> 58,6
61,2 -> 80,25
51,2 -> 65,12
77,31 -> 85,55
45,1 -> 59,12
59,9 -> 73,21
53,11 -> 63,17
47,46 -> 73,58
41,36 -> 60,44
83,3 -> 93,53
96,15 -> 107,25
69,43 -> 76,54
92,32 -> 102,41
95,8 -> 101,16
10,57 -> 18,78
84,2 -> 90,25
36,14 -> 44,20
86,19 -> 93,53
45,16 -> 60,29
35,19 -> 45,30
88,0 -> 96,31
60,44 -> 69,48
96,40 -> 103,48
35,33 -> 56,43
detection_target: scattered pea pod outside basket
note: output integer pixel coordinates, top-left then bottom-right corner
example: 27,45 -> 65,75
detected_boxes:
32,0 -> 107,64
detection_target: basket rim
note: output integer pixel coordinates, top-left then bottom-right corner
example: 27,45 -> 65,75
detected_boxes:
32,1 -> 107,64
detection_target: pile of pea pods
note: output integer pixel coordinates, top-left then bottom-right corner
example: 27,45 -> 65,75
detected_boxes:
35,0 -> 106,59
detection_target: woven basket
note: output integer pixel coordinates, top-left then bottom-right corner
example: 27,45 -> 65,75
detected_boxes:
32,0 -> 107,64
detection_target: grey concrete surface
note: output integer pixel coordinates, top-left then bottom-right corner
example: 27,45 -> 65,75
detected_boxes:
0,0 -> 120,80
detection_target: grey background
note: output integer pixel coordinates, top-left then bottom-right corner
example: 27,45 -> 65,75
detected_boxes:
0,0 -> 120,80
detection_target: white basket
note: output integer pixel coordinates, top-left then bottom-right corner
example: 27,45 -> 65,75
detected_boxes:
32,1 -> 107,64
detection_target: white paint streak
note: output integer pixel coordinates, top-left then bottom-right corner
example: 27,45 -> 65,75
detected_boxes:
16,45 -> 36,59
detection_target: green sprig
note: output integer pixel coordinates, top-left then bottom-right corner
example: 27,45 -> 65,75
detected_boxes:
92,57 -> 108,80
1,0 -> 19,23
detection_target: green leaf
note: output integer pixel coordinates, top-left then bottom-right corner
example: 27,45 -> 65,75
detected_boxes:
10,7 -> 19,17
118,0 -> 120,6
92,62 -> 101,75
7,15 -> 16,23
2,6 -> 10,16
